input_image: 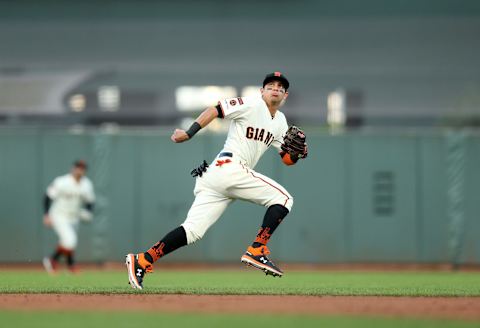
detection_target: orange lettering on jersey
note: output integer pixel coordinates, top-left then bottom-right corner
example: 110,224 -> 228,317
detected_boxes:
216,159 -> 232,167
237,97 -> 244,105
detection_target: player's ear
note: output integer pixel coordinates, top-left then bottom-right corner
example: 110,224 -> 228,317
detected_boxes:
283,91 -> 289,100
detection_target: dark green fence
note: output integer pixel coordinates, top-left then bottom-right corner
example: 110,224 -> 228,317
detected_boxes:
0,127 -> 479,264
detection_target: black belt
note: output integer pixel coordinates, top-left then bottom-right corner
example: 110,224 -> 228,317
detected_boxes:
218,152 -> 232,158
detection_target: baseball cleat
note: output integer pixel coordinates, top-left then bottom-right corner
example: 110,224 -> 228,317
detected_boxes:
240,245 -> 283,277
125,253 -> 153,290
42,257 -> 57,275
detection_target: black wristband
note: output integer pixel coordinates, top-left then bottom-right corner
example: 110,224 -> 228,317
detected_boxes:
186,122 -> 202,138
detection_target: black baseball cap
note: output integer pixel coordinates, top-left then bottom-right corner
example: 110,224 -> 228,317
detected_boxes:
262,71 -> 290,90
73,159 -> 88,169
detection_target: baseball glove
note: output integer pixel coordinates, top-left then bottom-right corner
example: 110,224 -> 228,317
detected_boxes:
281,126 -> 308,159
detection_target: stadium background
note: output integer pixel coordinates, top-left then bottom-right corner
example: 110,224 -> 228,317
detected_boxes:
0,0 -> 479,268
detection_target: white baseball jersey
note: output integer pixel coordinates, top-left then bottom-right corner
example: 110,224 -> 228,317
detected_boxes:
218,95 -> 288,168
47,174 -> 95,222
181,95 -> 293,245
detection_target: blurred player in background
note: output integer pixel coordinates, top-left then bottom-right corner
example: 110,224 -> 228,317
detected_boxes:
126,72 -> 308,289
42,160 -> 95,274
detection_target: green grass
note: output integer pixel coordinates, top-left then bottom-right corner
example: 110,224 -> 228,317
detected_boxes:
0,311 -> 479,328
1,269 -> 479,328
0,269 -> 479,296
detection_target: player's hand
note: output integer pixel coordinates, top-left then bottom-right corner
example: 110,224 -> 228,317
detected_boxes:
79,209 -> 93,223
43,214 -> 52,227
171,129 -> 190,143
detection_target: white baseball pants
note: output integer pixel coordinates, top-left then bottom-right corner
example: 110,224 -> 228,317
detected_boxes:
51,215 -> 79,250
181,157 -> 293,244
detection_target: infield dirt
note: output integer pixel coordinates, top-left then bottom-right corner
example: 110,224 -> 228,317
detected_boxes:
1,294 -> 480,320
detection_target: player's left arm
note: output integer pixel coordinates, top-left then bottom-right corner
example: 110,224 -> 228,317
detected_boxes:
273,141 -> 300,166
171,106 -> 220,143
275,123 -> 308,166
80,180 -> 95,222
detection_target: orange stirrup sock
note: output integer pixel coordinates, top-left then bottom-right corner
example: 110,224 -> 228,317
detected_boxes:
251,204 -> 289,248
254,227 -> 272,245
145,226 -> 188,263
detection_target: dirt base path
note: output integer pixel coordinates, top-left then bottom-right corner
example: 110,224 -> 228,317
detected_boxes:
1,294 -> 479,320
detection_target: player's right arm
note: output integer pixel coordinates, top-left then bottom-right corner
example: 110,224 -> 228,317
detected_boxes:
171,106 -> 220,143
171,96 -> 251,143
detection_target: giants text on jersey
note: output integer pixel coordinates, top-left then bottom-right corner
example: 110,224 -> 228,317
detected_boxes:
217,95 -> 288,168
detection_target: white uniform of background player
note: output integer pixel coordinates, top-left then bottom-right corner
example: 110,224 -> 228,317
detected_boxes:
126,72 -> 306,289
43,160 -> 95,274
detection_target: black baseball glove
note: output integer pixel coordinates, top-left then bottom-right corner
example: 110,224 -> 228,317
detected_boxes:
281,126 -> 308,159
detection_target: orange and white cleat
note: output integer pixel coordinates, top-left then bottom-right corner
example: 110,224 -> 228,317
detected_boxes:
42,257 -> 58,275
125,253 -> 153,290
241,245 -> 283,277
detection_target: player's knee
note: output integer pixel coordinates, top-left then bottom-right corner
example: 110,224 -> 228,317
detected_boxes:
285,195 -> 294,211
181,223 -> 206,245
268,192 -> 293,212
276,194 -> 293,212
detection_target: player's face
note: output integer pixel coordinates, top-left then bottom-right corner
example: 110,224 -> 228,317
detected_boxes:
261,80 -> 289,106
72,166 -> 86,180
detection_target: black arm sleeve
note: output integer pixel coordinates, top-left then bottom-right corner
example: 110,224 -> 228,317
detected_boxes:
215,104 -> 224,118
84,202 -> 94,212
44,194 -> 52,214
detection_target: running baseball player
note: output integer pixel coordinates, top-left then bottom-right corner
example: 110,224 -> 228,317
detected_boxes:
42,160 -> 95,274
126,72 -> 308,289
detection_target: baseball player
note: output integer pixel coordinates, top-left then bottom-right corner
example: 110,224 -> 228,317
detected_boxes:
42,160 -> 95,274
126,72 -> 308,289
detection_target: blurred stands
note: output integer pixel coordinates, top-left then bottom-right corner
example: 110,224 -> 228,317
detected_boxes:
0,0 -> 479,127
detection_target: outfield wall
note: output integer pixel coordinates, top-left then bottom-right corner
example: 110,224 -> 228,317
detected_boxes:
0,127 -> 479,264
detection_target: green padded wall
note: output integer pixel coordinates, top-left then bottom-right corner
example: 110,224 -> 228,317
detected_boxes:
0,128 -> 479,264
